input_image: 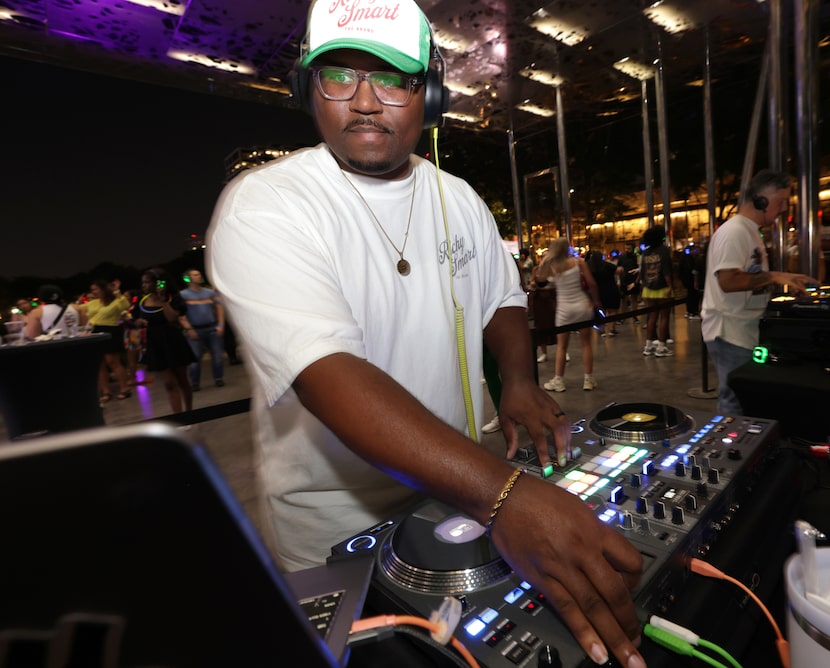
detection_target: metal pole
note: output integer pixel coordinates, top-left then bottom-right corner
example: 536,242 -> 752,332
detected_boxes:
703,27 -> 716,238
687,27 -> 719,401
768,0 -> 785,172
641,78 -> 655,228
768,0 -> 787,271
738,47 -> 770,207
507,125 -> 524,249
555,85 -> 572,241
794,0 -> 821,279
654,40 -> 672,241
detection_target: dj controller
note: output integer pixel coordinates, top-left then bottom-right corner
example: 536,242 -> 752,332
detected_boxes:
331,402 -> 796,667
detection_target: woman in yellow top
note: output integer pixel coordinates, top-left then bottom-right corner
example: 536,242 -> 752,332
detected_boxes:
84,279 -> 131,401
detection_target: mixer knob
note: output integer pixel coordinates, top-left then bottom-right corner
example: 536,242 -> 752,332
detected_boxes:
708,468 -> 721,485
674,462 -> 687,477
686,454 -> 697,467
620,512 -> 634,530
685,495 -> 698,511
672,507 -> 686,525
642,460 -> 656,477
639,517 -> 652,532
635,496 -> 649,515
629,473 -> 642,488
691,464 -> 703,481
662,438 -> 671,448
696,482 -> 709,498
653,501 -> 666,520
727,448 -> 741,461
599,437 -> 606,446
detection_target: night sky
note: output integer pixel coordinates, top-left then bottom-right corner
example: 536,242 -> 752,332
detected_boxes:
2,55 -> 317,280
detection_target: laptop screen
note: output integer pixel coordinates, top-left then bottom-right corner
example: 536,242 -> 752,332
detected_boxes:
0,422 -> 358,668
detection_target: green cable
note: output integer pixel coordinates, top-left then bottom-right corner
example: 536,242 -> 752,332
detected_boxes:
698,638 -> 742,668
431,126 -> 478,442
644,624 -> 730,668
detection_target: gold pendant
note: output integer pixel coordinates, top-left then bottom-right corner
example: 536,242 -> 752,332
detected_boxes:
397,259 -> 411,276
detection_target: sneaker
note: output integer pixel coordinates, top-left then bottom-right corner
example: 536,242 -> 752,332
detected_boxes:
667,338 -> 675,344
566,352 -> 571,362
583,375 -> 597,391
537,352 -> 547,363
215,379 -> 225,387
543,376 -> 566,392
482,416 -> 501,434
643,341 -> 656,356
633,318 -> 641,324
606,330 -> 618,337
655,344 -> 675,357
688,314 -> 701,320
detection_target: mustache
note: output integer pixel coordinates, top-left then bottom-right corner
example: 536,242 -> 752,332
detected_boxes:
344,119 -> 392,134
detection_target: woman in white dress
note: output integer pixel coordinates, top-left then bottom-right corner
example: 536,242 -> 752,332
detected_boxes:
536,237 -> 602,392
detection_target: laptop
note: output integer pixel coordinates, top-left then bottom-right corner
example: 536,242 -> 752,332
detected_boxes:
0,422 -> 373,668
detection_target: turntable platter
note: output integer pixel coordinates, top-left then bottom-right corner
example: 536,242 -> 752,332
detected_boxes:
379,500 -> 511,594
590,402 -> 693,442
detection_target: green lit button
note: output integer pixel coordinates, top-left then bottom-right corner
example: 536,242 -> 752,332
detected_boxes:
752,346 -> 769,363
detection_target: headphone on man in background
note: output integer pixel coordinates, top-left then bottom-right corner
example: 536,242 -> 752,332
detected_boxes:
290,30 -> 449,129
752,194 -> 769,212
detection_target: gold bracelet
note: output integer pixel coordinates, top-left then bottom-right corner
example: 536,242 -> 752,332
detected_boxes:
485,468 -> 526,535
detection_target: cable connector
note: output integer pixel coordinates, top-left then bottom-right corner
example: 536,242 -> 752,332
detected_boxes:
689,557 -> 726,580
429,597 -> 462,645
809,445 -> 829,459
649,615 -> 700,645
643,624 -> 695,657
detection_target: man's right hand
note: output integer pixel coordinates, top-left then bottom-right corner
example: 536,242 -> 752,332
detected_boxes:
489,473 -> 646,668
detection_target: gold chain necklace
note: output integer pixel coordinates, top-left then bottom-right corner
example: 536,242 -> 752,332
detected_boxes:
342,170 -> 417,276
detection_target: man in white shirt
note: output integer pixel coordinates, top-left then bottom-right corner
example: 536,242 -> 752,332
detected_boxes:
701,169 -> 817,414
208,2 -> 645,665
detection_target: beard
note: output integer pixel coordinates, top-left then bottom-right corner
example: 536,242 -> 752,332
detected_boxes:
345,156 -> 395,175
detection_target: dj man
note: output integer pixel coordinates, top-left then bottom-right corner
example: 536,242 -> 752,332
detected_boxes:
208,1 -> 645,665
702,169 -> 817,415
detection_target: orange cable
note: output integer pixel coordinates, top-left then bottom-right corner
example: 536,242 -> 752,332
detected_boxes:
351,614 -> 481,668
689,558 -> 790,668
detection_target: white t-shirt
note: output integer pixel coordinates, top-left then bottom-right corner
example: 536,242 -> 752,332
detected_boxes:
38,304 -> 80,337
207,144 -> 525,571
701,214 -> 770,350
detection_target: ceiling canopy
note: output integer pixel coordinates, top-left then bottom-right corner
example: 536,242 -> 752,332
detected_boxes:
1,1 -> 824,134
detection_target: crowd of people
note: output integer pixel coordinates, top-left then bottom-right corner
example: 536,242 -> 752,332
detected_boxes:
5,267 -> 241,414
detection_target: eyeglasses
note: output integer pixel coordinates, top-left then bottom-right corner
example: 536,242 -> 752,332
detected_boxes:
310,66 -> 424,106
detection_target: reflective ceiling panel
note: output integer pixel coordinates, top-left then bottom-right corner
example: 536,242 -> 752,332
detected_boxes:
2,0 -> 826,133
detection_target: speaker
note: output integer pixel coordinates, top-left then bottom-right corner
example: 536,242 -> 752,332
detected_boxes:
291,61 -> 447,129
752,195 -> 769,211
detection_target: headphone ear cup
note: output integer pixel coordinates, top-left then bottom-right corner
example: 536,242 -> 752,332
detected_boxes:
752,195 -> 769,211
290,62 -> 311,114
422,66 -> 449,129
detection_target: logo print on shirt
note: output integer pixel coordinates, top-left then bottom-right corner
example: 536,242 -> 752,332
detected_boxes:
439,234 -> 477,276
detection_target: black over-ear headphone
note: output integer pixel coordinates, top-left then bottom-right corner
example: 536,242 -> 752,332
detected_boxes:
752,195 -> 769,211
290,29 -> 449,129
